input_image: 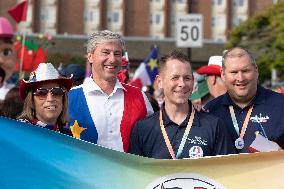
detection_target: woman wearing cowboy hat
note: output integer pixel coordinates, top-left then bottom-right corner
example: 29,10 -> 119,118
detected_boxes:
18,63 -> 73,135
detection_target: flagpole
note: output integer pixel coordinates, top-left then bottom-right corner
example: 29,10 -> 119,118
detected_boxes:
19,25 -> 26,79
19,0 -> 29,79
8,0 -> 29,79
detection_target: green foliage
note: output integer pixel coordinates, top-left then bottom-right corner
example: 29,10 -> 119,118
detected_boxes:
227,1 -> 284,82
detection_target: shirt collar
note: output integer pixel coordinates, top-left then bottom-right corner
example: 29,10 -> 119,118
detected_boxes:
161,101 -> 198,127
221,85 -> 266,107
83,77 -> 126,94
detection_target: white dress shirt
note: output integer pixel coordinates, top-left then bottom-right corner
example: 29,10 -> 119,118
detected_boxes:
81,77 -> 153,151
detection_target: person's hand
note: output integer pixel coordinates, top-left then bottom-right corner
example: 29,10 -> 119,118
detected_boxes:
272,142 -> 283,151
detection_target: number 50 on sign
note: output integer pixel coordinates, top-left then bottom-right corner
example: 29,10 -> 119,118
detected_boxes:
176,14 -> 203,48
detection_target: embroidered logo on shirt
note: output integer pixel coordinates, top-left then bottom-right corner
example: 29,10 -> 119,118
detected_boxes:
189,146 -> 204,158
250,113 -> 270,123
187,136 -> 208,146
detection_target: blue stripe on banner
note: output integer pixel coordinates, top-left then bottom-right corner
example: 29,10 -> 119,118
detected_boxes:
0,117 -> 148,189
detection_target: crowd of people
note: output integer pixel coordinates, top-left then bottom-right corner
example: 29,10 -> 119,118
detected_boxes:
0,16 -> 283,159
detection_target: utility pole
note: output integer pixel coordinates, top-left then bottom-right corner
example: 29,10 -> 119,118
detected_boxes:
187,0 -> 192,60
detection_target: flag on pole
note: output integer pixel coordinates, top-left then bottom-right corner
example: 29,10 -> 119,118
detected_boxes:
8,0 -> 28,23
8,0 -> 28,79
129,47 -> 158,88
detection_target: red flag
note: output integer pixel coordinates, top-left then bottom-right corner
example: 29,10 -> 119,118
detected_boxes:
8,0 -> 28,23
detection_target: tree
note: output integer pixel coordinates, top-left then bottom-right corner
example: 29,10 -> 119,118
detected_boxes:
226,1 -> 284,82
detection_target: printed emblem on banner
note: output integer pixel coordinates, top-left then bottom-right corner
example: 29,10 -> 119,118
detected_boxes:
189,146 -> 203,158
145,173 -> 226,189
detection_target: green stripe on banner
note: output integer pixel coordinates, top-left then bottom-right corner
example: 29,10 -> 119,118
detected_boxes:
0,116 -> 284,189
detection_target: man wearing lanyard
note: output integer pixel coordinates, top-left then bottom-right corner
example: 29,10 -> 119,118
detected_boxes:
129,50 -> 236,159
205,47 -> 284,153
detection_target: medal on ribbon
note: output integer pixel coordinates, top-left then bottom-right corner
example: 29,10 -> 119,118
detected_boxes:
235,137 -> 245,149
229,105 -> 254,150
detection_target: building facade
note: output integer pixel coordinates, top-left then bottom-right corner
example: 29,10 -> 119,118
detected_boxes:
0,0 -> 279,41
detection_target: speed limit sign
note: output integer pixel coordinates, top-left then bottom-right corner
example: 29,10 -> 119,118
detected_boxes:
176,14 -> 203,48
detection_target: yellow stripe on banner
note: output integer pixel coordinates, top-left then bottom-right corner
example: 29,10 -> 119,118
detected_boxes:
140,151 -> 284,189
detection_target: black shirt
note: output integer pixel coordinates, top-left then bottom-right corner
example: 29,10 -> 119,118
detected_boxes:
129,104 -> 236,159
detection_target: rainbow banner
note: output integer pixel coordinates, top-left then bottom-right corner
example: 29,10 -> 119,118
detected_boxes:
0,117 -> 284,189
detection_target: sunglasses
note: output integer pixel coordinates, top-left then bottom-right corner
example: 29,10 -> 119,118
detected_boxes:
33,87 -> 66,98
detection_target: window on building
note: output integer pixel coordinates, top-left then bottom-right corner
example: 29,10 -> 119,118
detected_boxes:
107,13 -> 112,22
238,0 -> 244,6
233,0 -> 245,6
211,16 -> 216,27
171,15 -> 175,25
107,11 -> 114,23
213,16 -> 226,29
233,17 -> 239,26
150,12 -> 163,25
212,0 -> 222,5
40,11 -> 46,20
84,12 -> 87,21
155,14 -> 161,24
90,11 -> 94,21
233,15 -> 246,26
84,11 -> 94,22
113,12 -> 119,23
40,6 -> 49,20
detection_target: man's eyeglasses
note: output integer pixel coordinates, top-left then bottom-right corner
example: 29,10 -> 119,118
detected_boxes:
33,87 -> 66,98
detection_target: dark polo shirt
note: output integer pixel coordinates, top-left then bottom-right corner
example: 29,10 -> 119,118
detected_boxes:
204,85 -> 284,153
129,104 -> 236,159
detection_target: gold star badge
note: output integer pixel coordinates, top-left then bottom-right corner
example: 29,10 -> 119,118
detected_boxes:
148,58 -> 157,71
70,120 -> 86,139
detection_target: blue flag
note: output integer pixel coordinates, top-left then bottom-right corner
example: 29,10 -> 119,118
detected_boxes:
144,47 -> 158,84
